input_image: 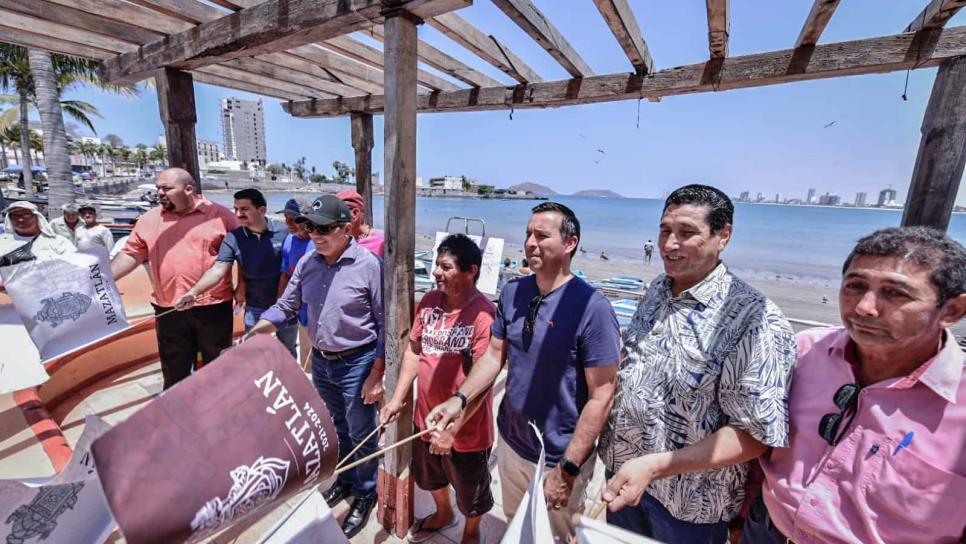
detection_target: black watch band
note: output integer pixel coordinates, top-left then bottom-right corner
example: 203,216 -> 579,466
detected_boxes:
453,391 -> 468,411
559,457 -> 581,477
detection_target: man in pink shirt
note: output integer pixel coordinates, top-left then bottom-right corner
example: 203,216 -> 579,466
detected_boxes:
337,189 -> 384,257
111,168 -> 239,389
745,226 -> 966,544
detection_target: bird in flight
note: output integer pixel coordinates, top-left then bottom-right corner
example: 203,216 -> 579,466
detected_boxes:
823,121 -> 836,128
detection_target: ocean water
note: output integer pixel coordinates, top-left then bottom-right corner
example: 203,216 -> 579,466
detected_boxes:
208,192 -> 966,284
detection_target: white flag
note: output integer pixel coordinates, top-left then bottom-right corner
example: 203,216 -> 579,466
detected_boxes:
0,248 -> 128,361
0,416 -> 116,544
501,422 -> 554,544
575,516 -> 663,543
0,304 -> 48,393
257,488 -> 348,544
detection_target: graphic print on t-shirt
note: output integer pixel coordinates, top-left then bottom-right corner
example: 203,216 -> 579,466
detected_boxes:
419,307 -> 475,356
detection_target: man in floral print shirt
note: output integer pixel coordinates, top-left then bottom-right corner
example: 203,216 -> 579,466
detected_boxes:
599,184 -> 797,544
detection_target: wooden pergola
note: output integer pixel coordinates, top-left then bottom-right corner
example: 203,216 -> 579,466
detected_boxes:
3,0 -> 965,536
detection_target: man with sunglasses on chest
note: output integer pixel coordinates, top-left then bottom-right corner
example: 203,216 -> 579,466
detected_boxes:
427,202 -> 621,543
245,195 -> 385,538
599,185 -> 796,544
743,227 -> 966,544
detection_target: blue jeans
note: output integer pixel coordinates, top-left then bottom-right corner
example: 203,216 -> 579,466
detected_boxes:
311,345 -> 379,499
606,473 -> 729,544
245,307 -> 298,360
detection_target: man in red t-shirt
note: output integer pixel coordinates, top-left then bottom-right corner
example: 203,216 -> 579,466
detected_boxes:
381,234 -> 495,544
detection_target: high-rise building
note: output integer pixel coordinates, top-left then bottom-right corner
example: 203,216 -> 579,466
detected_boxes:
806,188 -> 816,204
197,140 -> 222,168
739,191 -> 750,202
854,192 -> 867,207
221,98 -> 267,166
775,193 -> 783,203
878,188 -> 897,207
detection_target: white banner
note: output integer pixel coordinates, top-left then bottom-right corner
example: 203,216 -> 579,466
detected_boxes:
0,248 -> 128,361
432,232 -> 505,295
501,422 -> 553,544
257,488 -> 348,544
0,416 -> 115,544
575,516 -> 663,543
0,305 -> 48,393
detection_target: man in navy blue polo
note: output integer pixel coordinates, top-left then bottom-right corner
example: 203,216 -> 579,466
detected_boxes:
175,189 -> 294,352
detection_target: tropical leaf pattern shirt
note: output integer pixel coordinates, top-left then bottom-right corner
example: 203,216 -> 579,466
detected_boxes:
599,263 -> 796,523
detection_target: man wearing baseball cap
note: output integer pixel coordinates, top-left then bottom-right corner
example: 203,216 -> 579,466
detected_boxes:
337,189 -> 384,257
246,194 -> 386,537
276,198 -> 312,362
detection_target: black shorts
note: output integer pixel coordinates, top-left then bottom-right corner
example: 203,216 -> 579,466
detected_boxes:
411,437 -> 494,518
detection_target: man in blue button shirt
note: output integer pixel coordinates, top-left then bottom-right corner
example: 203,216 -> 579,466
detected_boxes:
427,202 -> 621,542
175,189 -> 293,349
277,198 -> 312,360
245,195 -> 385,538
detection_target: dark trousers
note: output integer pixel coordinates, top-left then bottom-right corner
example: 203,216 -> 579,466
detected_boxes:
739,495 -> 788,544
154,301 -> 233,389
311,345 -> 379,499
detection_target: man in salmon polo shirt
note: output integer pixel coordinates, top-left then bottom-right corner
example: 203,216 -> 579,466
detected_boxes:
337,189 -> 384,257
380,234 -> 496,544
743,226 -> 966,544
111,168 -> 239,389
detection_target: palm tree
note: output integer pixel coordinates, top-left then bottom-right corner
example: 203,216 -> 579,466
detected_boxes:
0,46 -> 34,195
134,143 -> 148,175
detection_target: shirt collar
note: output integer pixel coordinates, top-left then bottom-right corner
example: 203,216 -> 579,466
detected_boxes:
313,237 -> 360,265
660,262 -> 728,309
827,328 -> 963,404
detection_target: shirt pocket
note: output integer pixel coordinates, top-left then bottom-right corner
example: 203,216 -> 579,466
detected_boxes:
862,447 -> 966,542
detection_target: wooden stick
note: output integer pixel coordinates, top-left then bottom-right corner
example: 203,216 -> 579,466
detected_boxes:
334,427 -> 433,476
335,423 -> 385,469
589,500 -> 607,520
132,307 -> 177,324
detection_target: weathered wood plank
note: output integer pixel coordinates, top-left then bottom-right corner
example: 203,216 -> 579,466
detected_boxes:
156,68 -> 201,189
427,12 -> 543,83
42,0 -> 190,35
201,64 -> 331,99
593,0 -> 653,75
284,25 -> 966,117
379,11 -> 417,539
282,46 -> 385,94
795,0 -> 841,48
491,0 -> 593,77
323,35 -> 461,92
0,25 -> 113,60
0,0 -> 162,45
901,56 -> 966,231
905,0 -> 966,33
226,57 -> 366,96
125,0 -> 227,26
192,69 -> 305,100
98,0 -> 470,84
366,25 -> 503,87
351,113 -> 375,225
0,10 -> 135,53
706,0 -> 730,58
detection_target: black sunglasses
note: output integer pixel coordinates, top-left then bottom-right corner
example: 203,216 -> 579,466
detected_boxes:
301,222 -> 341,235
523,295 -> 544,337
818,383 -> 861,446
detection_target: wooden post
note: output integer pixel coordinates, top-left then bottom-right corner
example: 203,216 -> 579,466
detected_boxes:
377,7 -> 418,538
155,67 -> 201,192
901,56 -> 966,231
351,112 -> 375,225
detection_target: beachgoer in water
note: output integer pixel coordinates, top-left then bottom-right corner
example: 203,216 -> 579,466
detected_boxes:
427,202 -> 620,543
246,195 -> 384,538
381,234 -> 496,544
599,184 -> 796,544
745,227 -> 966,544
643,239 -> 654,265
110,168 -> 239,390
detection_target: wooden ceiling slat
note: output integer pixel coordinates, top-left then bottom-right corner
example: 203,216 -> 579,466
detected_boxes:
226,58 -> 367,97
427,12 -> 542,83
201,64 -> 334,99
0,0 -> 161,44
193,70 -> 304,100
706,0 -> 730,59
125,0 -> 228,26
491,0 -> 593,77
41,0 -> 189,35
593,0 -> 653,75
0,10 -> 133,53
0,25 -> 113,59
905,0 -> 966,32
795,0 -> 841,48
323,35 -> 461,92
281,46 -> 385,94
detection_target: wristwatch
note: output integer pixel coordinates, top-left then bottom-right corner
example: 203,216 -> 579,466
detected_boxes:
453,391 -> 468,411
559,457 -> 581,477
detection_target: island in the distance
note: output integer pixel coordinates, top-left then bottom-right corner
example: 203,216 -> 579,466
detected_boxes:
506,183 -> 623,198
572,189 -> 623,198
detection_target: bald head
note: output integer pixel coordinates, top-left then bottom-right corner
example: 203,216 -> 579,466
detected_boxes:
156,168 -> 197,214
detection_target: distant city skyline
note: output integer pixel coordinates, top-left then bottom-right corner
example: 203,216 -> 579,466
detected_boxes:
58,2 -> 965,206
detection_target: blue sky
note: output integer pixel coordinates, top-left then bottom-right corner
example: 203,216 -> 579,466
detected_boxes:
65,1 -> 966,205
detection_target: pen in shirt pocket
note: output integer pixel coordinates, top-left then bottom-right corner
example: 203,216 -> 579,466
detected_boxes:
893,431 -> 914,456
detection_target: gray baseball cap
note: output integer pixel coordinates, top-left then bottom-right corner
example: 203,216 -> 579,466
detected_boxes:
295,195 -> 351,226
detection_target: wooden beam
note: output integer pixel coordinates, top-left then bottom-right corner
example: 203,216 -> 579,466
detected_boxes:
201,64 -> 331,99
0,9 -> 134,53
98,0 -> 470,84
125,0 -> 229,26
366,25 -> 503,87
282,46 -> 385,94
490,0 -> 593,77
41,0 -> 191,35
795,0 -> 841,48
427,12 -> 543,83
284,25 -> 966,117
155,68 -> 201,190
905,0 -> 966,33
0,25 -> 113,60
225,58 -> 365,97
593,0 -> 653,75
378,11 -> 417,540
901,56 -> 966,231
324,35 -> 461,92
706,0 -> 730,58
192,70 -> 305,100
351,113 -> 375,226
0,0 -> 161,45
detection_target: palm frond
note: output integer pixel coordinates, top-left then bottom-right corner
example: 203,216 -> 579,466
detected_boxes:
60,99 -> 101,134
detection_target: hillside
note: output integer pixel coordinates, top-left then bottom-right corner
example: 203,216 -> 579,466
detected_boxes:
506,182 -> 556,195
573,189 -> 623,198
